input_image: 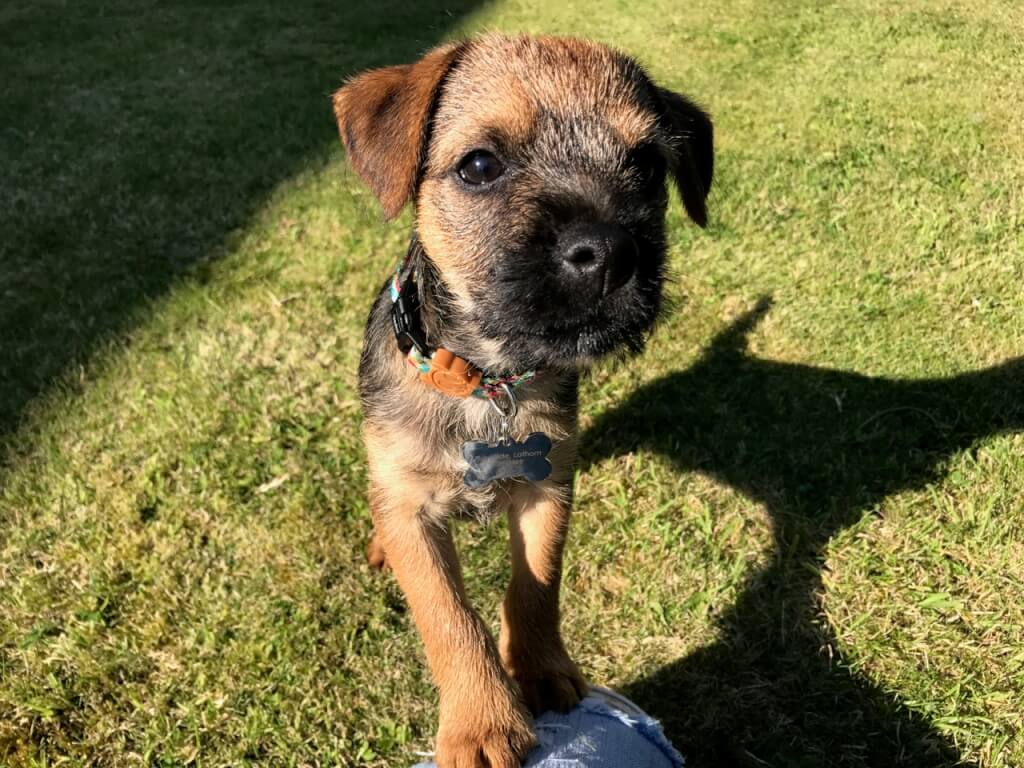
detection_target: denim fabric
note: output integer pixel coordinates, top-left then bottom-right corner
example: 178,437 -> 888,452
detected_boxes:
411,687 -> 683,768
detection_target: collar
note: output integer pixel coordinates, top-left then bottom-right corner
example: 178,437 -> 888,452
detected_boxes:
388,251 -> 536,399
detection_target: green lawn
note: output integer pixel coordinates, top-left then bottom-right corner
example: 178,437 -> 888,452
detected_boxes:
2,0 -> 1022,766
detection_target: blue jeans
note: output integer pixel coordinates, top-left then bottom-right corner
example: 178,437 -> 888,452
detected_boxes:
412,687 -> 683,768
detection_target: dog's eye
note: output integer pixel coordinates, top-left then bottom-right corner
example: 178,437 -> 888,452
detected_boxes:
458,150 -> 505,185
625,144 -> 665,186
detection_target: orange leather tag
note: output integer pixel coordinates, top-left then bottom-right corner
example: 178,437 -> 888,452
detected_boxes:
421,348 -> 482,398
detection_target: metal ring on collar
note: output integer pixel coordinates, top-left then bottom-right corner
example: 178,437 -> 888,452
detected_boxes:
488,382 -> 518,421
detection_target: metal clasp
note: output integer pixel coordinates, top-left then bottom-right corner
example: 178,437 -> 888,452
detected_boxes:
488,383 -> 518,444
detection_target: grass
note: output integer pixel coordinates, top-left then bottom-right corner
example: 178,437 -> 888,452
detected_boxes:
1,0 -> 1022,766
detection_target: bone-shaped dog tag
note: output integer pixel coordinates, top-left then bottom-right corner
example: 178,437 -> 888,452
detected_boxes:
462,432 -> 553,488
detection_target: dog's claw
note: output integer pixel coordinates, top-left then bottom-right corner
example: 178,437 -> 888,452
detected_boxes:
516,664 -> 587,716
505,646 -> 587,716
436,703 -> 535,768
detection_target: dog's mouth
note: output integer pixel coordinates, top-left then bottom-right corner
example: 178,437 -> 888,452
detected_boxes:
475,268 -> 664,368
536,293 -> 661,358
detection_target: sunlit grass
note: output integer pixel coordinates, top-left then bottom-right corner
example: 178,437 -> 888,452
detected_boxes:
1,0 -> 1022,766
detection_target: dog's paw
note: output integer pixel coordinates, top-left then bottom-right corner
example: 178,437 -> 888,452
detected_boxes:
366,534 -> 388,571
436,703 -> 535,768
510,651 -> 587,716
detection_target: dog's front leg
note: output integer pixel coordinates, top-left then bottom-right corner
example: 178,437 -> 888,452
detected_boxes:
372,484 -> 535,768
500,481 -> 587,715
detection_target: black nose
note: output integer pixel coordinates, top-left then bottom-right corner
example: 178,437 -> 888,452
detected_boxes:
558,223 -> 638,297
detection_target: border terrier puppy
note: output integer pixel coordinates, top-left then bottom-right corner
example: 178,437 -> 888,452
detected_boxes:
333,34 -> 712,768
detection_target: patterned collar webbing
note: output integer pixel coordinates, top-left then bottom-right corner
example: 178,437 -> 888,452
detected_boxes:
388,260 -> 536,400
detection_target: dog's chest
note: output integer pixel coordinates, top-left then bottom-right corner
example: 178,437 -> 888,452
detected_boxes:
430,393 -> 574,516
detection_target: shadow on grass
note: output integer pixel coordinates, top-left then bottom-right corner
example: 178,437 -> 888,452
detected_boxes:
581,299 -> 1023,767
0,0 -> 484,450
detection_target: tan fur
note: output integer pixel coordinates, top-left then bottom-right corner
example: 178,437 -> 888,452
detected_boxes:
499,481 -> 586,715
333,42 -> 465,220
344,37 -> 631,768
333,33 -> 712,768
417,36 -> 661,312
362,374 -> 580,767
367,466 -> 536,767
424,36 -> 657,174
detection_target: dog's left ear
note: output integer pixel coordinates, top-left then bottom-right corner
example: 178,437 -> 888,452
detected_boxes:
332,42 -> 466,220
656,88 -> 714,227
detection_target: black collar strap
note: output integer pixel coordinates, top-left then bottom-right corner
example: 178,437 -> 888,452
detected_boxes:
387,255 -> 536,399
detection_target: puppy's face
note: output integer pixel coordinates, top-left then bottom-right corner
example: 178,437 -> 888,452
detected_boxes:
335,36 -> 713,371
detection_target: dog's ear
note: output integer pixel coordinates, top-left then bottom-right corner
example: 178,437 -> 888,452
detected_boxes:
332,42 -> 465,220
656,88 -> 714,227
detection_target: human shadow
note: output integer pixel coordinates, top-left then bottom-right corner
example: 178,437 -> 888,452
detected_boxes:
0,0 -> 484,447
580,298 -> 1023,767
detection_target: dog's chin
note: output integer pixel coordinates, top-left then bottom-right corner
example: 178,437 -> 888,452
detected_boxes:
493,302 -> 661,371
471,275 -> 664,372
526,319 -> 653,367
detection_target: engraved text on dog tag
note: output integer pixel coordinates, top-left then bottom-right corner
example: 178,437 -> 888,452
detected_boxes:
462,432 -> 552,488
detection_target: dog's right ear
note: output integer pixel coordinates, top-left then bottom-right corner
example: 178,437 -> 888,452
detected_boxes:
333,42 -> 466,220
655,88 -> 714,228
